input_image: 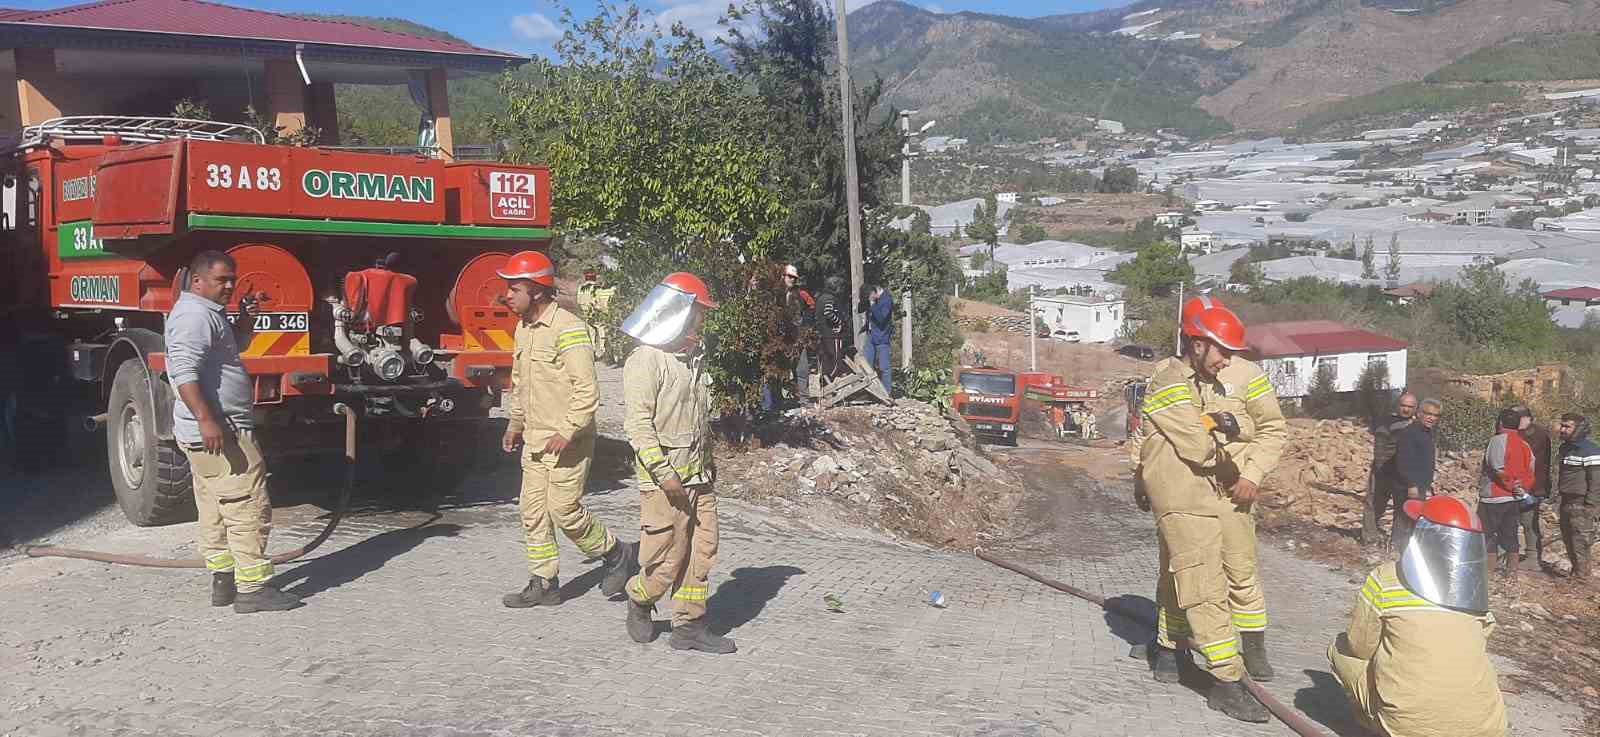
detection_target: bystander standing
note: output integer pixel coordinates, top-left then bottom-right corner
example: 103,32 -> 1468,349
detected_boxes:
762,265 -> 814,411
1513,405 -> 1553,570
1480,408 -> 1535,580
814,275 -> 847,386
1390,397 -> 1440,551
1556,413 -> 1597,581
862,284 -> 894,396
1364,392 -> 1418,545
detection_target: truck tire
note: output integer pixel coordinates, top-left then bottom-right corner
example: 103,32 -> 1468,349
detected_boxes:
107,360 -> 196,526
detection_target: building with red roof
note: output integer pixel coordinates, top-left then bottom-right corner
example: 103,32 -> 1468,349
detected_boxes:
1543,286 -> 1600,328
1244,320 -> 1409,400
0,0 -> 525,155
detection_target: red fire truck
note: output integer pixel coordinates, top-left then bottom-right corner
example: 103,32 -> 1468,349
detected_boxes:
1,117 -> 549,525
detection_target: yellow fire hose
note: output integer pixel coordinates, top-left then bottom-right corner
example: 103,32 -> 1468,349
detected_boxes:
20,403 -> 359,568
975,547 -> 1334,737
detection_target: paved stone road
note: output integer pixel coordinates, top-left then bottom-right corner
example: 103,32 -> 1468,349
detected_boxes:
1,436 -> 1582,736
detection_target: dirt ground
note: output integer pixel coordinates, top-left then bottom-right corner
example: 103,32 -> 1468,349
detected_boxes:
1027,193 -> 1173,239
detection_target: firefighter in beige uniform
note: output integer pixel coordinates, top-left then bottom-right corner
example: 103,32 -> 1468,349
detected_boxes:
1138,300 -> 1283,723
619,272 -> 736,655
1328,495 -> 1507,737
1135,297 -> 1286,688
498,250 -> 632,608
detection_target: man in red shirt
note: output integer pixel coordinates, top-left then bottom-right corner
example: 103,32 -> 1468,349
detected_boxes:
1479,408 -> 1536,580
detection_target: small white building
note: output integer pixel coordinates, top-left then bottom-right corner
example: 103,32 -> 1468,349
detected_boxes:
997,192 -> 1020,204
1246,320 -> 1409,399
1096,119 -> 1126,135
1543,287 -> 1600,328
1033,294 -> 1126,343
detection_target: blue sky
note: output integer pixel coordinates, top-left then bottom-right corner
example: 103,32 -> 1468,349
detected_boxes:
8,0 -> 1135,56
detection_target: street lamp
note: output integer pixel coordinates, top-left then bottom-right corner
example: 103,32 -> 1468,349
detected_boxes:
899,110 -> 933,206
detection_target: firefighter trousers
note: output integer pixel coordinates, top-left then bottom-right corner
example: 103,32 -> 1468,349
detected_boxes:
1155,512 -> 1244,682
627,485 -> 719,626
182,429 -> 273,592
520,433 -> 616,579
1327,633 -> 1384,736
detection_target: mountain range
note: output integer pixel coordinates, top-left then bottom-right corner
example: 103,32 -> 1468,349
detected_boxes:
846,0 -> 1600,141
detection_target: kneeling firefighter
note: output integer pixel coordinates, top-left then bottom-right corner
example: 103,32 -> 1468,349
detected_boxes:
1137,298 -> 1286,723
618,272 -> 735,654
1328,496 -> 1507,737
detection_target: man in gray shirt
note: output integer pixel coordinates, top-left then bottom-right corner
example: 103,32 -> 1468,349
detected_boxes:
165,250 -> 300,613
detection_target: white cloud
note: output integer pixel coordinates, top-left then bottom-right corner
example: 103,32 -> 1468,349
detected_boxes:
652,0 -> 881,41
510,11 -> 562,42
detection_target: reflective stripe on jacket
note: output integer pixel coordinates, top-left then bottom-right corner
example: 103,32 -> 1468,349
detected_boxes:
505,303 -> 598,445
623,344 -> 714,490
1343,563 -> 1506,737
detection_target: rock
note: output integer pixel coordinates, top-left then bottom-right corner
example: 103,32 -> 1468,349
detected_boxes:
850,492 -> 871,505
787,456 -> 809,473
1512,602 -> 1553,620
837,456 -> 858,473
1518,621 -> 1536,632
808,455 -> 840,477
1585,687 -> 1599,699
814,473 -> 836,492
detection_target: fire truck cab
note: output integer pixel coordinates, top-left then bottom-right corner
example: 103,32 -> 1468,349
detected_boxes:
1,117 -> 550,525
954,366 -> 1020,446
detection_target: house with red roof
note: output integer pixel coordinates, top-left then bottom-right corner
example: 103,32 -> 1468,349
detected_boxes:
1543,286 -> 1600,328
1244,320 -> 1409,400
0,0 -> 524,156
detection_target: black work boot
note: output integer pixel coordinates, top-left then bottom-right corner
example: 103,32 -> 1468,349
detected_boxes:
211,572 -> 237,607
502,575 -> 561,608
1208,679 -> 1269,723
1241,631 -> 1275,681
669,620 -> 737,654
1151,645 -> 1184,683
627,599 -> 657,643
600,541 -> 636,598
233,585 -> 303,614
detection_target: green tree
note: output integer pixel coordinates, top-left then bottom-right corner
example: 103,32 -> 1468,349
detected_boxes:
1430,261 -> 1556,354
1229,258 -> 1265,287
1361,236 -> 1378,280
964,193 -> 1002,270
1099,165 -> 1139,194
1505,210 -> 1537,229
724,0 -> 902,283
1306,363 -> 1340,418
493,2 -> 790,407
1017,223 -> 1049,244
1354,362 -> 1391,423
1108,242 -> 1193,297
1384,234 -> 1402,283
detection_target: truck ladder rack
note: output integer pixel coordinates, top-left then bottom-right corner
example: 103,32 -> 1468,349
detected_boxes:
4,116 -> 265,150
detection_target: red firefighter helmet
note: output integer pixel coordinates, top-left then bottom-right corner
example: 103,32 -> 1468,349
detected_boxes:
1181,294 -> 1225,325
1403,495 -> 1482,532
1182,305 -> 1248,352
662,272 -> 717,309
496,250 -> 555,287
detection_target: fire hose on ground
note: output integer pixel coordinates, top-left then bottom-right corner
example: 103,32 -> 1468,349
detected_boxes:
20,403 -> 360,568
974,547 -> 1334,737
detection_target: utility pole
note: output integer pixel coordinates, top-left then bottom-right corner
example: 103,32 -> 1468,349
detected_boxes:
1173,280 -> 1185,357
835,0 -> 866,341
900,111 -> 912,205
902,289 -> 913,370
1029,288 -> 1038,372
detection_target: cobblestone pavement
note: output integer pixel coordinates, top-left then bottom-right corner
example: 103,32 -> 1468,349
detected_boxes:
1,435 -> 1582,736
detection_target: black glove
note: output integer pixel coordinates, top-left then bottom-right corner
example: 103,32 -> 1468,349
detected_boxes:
1204,412 -> 1241,440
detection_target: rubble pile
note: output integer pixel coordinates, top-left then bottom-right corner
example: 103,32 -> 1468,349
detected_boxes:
715,399 -> 1024,548
1263,418 -> 1571,565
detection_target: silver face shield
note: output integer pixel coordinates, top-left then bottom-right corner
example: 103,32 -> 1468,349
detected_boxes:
1396,518 -> 1489,614
621,283 -> 696,347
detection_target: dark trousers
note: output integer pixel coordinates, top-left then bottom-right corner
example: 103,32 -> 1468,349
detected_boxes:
1480,501 -> 1522,557
818,337 -> 844,385
1559,496 -> 1594,572
1520,501 -> 1545,563
1363,474 -> 1404,544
